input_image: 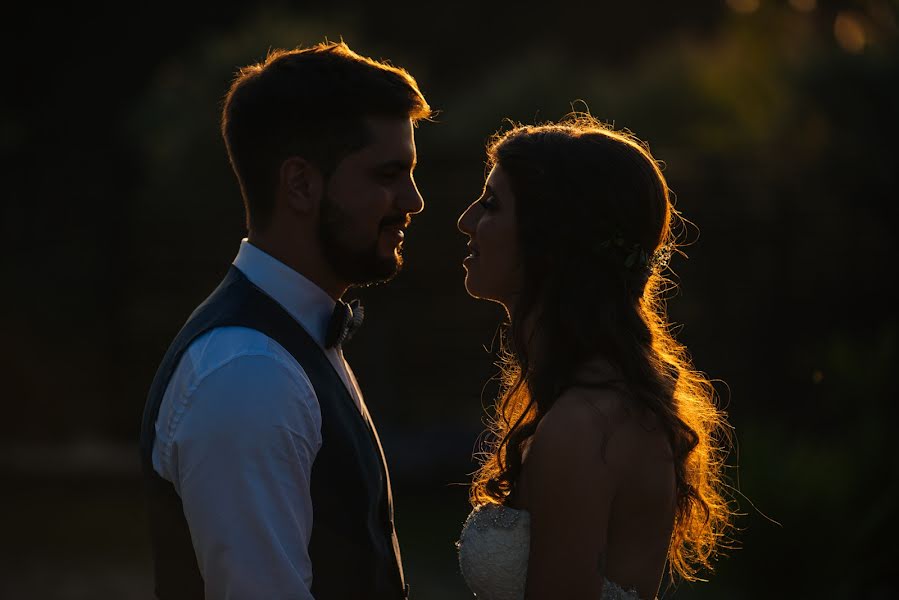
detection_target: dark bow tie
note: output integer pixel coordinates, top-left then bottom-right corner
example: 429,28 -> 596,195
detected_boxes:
325,299 -> 364,348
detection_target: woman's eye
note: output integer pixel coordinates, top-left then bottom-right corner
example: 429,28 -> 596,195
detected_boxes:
478,195 -> 498,211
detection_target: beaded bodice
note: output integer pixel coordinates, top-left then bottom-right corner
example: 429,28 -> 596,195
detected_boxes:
457,504 -> 643,600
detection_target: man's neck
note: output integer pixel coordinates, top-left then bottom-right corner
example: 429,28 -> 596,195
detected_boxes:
246,232 -> 348,301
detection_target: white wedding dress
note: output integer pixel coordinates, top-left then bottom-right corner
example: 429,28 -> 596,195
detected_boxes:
457,504 -> 644,600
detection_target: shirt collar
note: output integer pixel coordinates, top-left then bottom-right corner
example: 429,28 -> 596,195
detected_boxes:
232,239 -> 336,347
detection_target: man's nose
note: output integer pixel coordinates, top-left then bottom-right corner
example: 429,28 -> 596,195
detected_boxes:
398,178 -> 424,215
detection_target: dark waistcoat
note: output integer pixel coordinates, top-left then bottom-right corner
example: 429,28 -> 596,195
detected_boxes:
139,266 -> 406,599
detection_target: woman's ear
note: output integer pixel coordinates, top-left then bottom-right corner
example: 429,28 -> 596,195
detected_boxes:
279,156 -> 323,215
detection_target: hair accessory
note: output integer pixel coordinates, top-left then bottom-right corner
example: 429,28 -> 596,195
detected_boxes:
648,243 -> 674,273
596,233 -> 674,275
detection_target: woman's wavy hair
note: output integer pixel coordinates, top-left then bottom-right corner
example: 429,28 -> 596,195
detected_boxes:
470,115 -> 734,581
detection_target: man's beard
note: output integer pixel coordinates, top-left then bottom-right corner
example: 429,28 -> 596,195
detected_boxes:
318,189 -> 406,287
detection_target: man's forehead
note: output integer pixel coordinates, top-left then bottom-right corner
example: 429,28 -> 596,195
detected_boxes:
349,116 -> 416,167
363,116 -> 415,145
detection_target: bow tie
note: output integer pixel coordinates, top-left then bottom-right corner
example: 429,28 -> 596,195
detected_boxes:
325,299 -> 364,348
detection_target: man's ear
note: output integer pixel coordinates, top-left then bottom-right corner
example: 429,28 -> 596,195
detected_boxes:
279,156 -> 323,215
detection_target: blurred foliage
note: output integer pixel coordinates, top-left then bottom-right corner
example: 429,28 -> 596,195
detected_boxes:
2,0 -> 897,597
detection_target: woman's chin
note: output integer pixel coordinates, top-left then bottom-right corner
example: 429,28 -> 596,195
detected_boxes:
464,277 -> 502,305
463,274 -> 483,298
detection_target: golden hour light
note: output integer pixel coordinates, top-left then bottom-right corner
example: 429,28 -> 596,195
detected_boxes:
834,12 -> 867,53
727,0 -> 760,14
10,4 -> 897,598
789,0 -> 816,12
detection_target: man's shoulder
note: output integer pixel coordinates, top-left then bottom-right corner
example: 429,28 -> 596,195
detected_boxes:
181,326 -> 308,385
172,326 -> 321,427
154,325 -> 323,480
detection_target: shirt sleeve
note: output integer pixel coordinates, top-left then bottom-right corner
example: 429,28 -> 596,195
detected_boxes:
169,352 -> 322,600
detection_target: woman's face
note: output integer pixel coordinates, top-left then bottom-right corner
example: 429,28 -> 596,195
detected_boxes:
457,165 -> 523,308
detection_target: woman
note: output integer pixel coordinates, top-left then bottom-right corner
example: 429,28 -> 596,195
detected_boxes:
456,116 -> 734,600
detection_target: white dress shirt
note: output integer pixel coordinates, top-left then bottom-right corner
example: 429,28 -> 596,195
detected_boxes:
152,239 -> 365,599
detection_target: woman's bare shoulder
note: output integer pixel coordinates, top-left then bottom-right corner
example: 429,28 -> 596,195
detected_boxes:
532,386 -> 672,476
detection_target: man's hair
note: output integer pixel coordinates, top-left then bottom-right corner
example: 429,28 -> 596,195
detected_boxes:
221,41 -> 431,231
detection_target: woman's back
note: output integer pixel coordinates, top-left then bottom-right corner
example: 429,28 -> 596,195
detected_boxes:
513,383 -> 676,599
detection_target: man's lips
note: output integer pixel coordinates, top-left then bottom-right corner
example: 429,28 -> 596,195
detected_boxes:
381,215 -> 410,238
381,224 -> 406,245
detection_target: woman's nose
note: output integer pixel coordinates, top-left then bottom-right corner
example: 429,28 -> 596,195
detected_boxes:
457,201 -> 477,235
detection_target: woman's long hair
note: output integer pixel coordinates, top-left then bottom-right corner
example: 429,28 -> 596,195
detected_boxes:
469,115 -> 734,581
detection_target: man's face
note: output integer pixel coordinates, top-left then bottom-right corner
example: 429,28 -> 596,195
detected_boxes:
319,116 -> 423,286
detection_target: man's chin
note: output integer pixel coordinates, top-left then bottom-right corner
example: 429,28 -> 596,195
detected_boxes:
345,253 -> 403,287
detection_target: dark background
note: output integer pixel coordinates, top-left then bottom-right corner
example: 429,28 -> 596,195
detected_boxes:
1,0 -> 896,597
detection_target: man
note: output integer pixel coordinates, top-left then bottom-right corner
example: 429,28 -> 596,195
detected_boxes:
139,41 -> 431,599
